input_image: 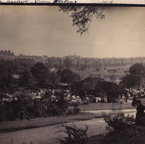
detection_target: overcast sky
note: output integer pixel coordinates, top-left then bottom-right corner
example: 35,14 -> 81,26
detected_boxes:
0,6 -> 145,58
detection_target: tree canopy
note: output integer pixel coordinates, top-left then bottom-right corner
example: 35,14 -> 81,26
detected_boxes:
64,58 -> 72,69
19,68 -> 37,89
0,61 -> 14,93
30,62 -> 51,89
59,69 -> 81,85
120,63 -> 145,90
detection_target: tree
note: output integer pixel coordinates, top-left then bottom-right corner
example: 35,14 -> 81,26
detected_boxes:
64,58 -> 72,69
30,62 -> 51,89
59,5 -> 105,35
120,74 -> 138,89
120,63 -> 145,94
129,63 -> 145,90
48,72 -> 58,88
19,68 -> 37,89
60,69 -> 81,86
0,62 -> 14,93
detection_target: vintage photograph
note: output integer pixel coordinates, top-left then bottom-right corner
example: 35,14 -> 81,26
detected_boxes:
0,5 -> 145,144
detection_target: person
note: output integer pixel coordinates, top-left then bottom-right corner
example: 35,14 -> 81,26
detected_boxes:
132,96 -> 137,107
104,93 -> 108,103
122,94 -> 126,104
136,100 -> 145,121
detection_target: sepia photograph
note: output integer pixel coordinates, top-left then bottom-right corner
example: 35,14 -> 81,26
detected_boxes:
0,5 -> 145,144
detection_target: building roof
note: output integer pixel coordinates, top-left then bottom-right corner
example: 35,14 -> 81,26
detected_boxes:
72,77 -> 127,94
72,77 -> 104,90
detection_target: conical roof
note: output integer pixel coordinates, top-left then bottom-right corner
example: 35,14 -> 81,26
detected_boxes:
72,77 -> 105,90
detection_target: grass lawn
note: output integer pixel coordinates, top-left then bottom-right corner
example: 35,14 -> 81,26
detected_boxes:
0,113 -> 103,133
76,97 -> 145,111
87,134 -> 104,144
77,101 -> 134,111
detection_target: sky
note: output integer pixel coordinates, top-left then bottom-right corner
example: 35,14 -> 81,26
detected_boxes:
0,6 -> 145,58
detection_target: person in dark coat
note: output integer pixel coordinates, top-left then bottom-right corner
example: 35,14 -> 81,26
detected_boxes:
136,100 -> 145,121
132,96 -> 137,107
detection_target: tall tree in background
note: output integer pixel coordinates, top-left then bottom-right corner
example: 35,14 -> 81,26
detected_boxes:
59,5 -> 105,35
120,74 -> 138,89
0,62 -> 14,93
120,63 -> 145,95
60,69 -> 80,86
31,62 -> 51,89
64,58 -> 72,69
129,63 -> 145,90
19,69 -> 37,90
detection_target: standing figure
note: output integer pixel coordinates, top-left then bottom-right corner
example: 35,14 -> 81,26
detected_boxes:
136,100 -> 145,121
132,96 -> 137,107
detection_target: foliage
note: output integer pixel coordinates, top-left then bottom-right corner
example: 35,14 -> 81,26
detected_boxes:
120,63 -> 145,90
60,69 -> 81,85
120,74 -> 137,88
49,72 -> 59,88
59,5 -> 105,35
102,113 -> 141,144
129,63 -> 145,89
73,106 -> 81,114
46,91 -> 69,116
66,106 -> 81,115
31,62 -> 51,88
19,68 -> 37,89
64,58 -> 72,69
135,116 -> 145,126
0,90 -> 70,122
56,124 -> 88,144
54,91 -> 69,113
0,61 -> 14,93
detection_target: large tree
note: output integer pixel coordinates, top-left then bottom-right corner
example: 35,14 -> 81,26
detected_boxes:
59,69 -> 80,85
120,63 -> 145,93
129,63 -> 145,89
0,62 -> 14,93
30,62 -> 51,89
64,58 -> 72,69
19,68 -> 37,89
120,74 -> 138,89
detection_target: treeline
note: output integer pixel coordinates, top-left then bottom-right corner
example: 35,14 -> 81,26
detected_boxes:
0,59 -> 81,94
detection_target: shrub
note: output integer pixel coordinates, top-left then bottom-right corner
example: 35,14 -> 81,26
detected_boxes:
0,90 -> 70,122
73,106 -> 81,115
101,113 -> 141,144
56,124 -> 88,144
66,106 -> 81,115
55,91 -> 69,113
47,103 -> 64,116
136,116 -> 145,126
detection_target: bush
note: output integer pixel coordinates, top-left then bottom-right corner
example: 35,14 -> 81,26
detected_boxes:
56,124 -> 88,144
0,91 -> 70,122
47,103 -> 64,116
101,113 -> 141,144
55,91 -> 69,112
73,106 -> 81,115
136,116 -> 145,126
66,106 -> 81,115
